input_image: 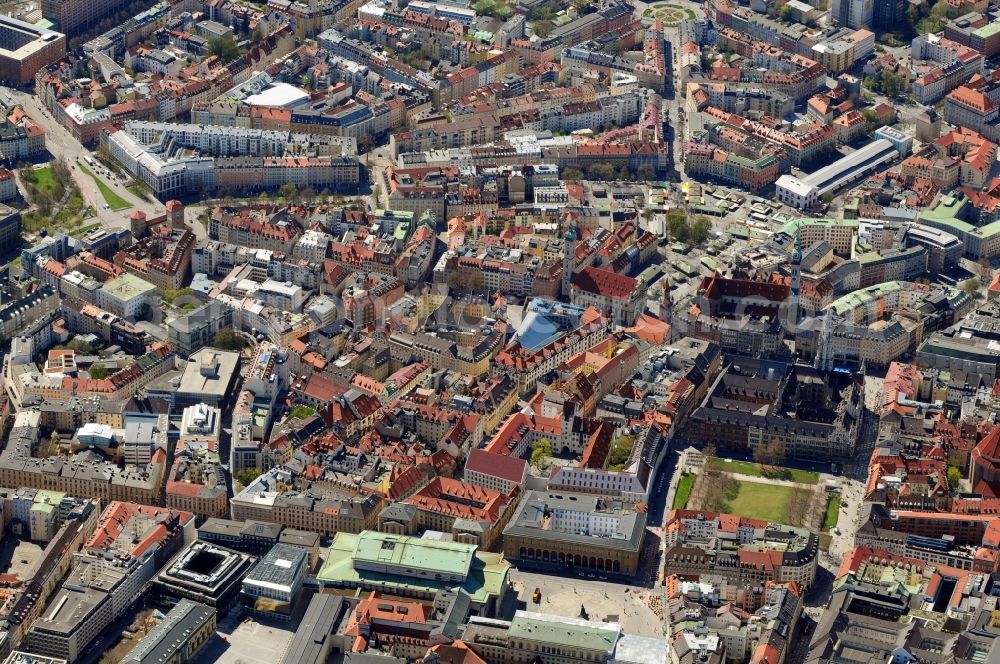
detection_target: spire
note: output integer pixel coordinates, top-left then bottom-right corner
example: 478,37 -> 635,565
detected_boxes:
792,221 -> 803,263
814,309 -> 836,372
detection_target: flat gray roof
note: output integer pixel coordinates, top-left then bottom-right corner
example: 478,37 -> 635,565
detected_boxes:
802,139 -> 897,193
280,594 -> 350,664
177,348 -> 240,397
245,543 -> 306,589
122,599 -> 216,664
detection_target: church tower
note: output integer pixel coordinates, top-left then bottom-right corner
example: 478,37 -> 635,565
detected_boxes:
659,277 -> 673,328
563,223 -> 578,299
789,224 -> 802,328
814,309 -> 836,372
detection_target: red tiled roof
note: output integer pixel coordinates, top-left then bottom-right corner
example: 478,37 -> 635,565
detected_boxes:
466,448 -> 527,483
571,266 -> 638,299
405,476 -> 514,522
166,481 -> 205,497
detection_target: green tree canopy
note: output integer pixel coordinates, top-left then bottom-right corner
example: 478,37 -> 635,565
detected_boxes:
213,327 -> 246,351
530,438 -> 552,471
947,466 -> 962,490
636,164 -> 656,182
208,37 -> 241,63
690,217 -> 711,245
667,211 -> 690,244
235,468 -> 262,486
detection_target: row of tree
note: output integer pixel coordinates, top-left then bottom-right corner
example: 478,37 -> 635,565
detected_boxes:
562,163 -> 658,184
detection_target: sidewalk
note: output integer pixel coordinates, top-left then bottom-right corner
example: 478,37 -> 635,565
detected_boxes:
722,470 -> 820,490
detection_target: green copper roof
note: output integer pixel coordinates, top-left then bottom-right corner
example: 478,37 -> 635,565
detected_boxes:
352,530 -> 474,577
508,611 -> 620,653
318,532 -> 509,604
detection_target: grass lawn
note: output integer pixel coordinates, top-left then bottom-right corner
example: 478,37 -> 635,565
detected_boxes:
607,435 -> 634,471
126,184 -> 150,201
673,472 -> 694,509
79,164 -> 131,211
723,481 -> 797,524
823,494 -> 841,530
707,457 -> 820,484
162,287 -> 193,305
289,405 -> 317,420
33,166 -> 58,195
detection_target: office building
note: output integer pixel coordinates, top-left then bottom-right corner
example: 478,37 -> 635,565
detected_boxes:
0,17 -> 65,85
663,510 -> 819,589
873,0 -> 904,29
502,490 -> 647,576
153,540 -> 257,611
0,204 -> 21,253
120,599 -> 216,664
569,267 -> 643,327
461,610 -> 668,664
3,655 -> 68,664
170,348 -> 241,409
241,543 -> 307,622
96,273 -> 157,319
831,0 -> 872,29
690,363 -> 864,462
42,0 -> 135,34
25,503 -> 195,663
379,477 -> 516,550
166,300 -> 234,358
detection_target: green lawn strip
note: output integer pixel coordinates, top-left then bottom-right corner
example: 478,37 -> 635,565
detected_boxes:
79,163 -> 132,211
672,472 -> 694,509
290,405 -> 317,420
823,493 -> 841,530
706,457 -> 819,484
723,481 -> 796,524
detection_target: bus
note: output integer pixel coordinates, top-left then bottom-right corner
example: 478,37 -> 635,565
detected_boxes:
84,156 -> 95,167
